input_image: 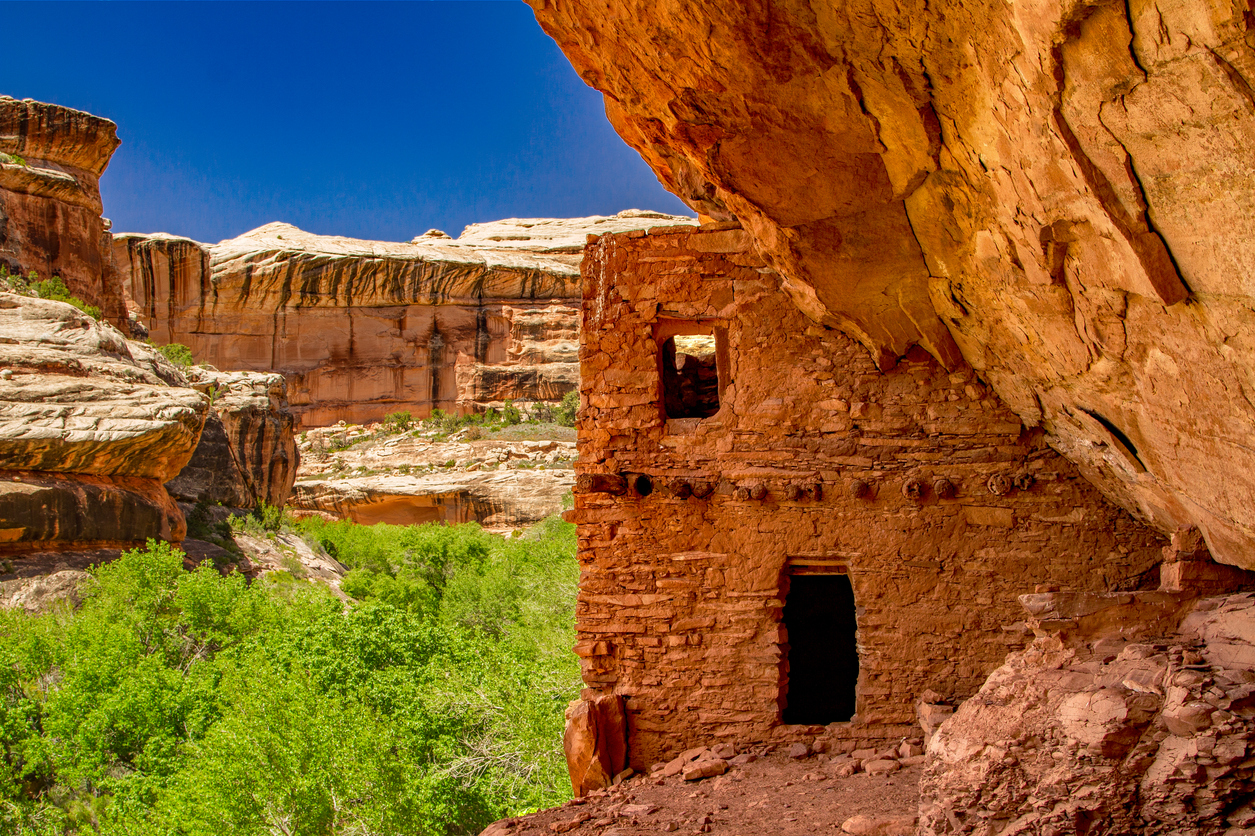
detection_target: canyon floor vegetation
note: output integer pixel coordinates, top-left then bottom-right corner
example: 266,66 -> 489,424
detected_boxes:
0,517 -> 580,836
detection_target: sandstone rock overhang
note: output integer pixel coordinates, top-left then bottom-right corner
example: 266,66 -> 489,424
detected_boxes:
115,211 -> 696,427
528,0 -> 1255,570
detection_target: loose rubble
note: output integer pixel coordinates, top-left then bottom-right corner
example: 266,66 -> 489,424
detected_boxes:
481,740 -> 921,836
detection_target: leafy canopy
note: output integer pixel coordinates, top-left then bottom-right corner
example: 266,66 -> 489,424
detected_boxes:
0,517 -> 579,836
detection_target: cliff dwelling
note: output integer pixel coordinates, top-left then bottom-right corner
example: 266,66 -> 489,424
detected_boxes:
567,222 -> 1170,770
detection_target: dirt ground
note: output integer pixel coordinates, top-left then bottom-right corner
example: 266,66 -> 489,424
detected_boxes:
483,749 -> 920,836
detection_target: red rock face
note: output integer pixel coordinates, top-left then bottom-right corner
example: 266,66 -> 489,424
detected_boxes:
568,223 -> 1166,768
919,590 -> 1255,835
0,96 -> 126,327
528,0 -> 1255,571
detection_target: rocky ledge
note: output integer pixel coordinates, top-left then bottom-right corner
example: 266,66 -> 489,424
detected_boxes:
0,293 -> 207,552
529,0 -> 1255,571
0,96 -> 127,327
290,420 -> 575,530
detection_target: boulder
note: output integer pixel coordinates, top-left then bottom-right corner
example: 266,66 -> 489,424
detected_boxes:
0,294 -> 206,479
0,294 -> 207,554
681,758 -> 727,781
563,694 -> 628,797
918,593 -> 1255,835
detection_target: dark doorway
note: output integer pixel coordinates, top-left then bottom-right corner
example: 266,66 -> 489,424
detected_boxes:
782,573 -> 858,724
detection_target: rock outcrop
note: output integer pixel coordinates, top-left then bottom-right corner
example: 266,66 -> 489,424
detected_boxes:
166,367 -> 298,509
919,590 -> 1255,835
291,469 -> 572,530
0,96 -> 126,328
115,211 -> 696,428
528,0 -> 1255,571
0,293 -> 208,552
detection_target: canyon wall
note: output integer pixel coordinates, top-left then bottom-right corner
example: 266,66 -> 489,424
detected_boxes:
115,212 -> 695,428
528,0 -> 1255,571
0,96 -> 126,328
568,223 -> 1167,770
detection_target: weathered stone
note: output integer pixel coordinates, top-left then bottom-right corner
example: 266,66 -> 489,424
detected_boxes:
564,694 -> 628,797
0,469 -> 184,552
0,96 -> 127,329
0,295 -> 207,480
166,368 -> 297,509
918,593 -> 1255,835
898,741 -> 923,759
0,295 -> 207,554
681,758 -> 727,781
842,814 -> 916,836
0,568 -> 89,612
290,469 -> 572,530
863,759 -> 899,776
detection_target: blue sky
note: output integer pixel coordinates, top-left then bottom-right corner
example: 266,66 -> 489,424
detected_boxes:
2,1 -> 691,243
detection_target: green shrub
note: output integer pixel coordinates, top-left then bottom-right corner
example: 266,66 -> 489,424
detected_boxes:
384,410 -> 414,432
228,503 -> 291,537
555,390 -> 580,428
155,342 -> 194,367
0,268 -> 102,319
0,519 -> 579,835
501,400 -> 522,426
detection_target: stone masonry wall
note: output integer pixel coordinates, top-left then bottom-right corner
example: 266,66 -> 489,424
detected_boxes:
569,223 -> 1168,770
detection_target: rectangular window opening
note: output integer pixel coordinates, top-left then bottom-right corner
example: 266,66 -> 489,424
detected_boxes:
781,572 -> 859,725
661,329 -> 721,419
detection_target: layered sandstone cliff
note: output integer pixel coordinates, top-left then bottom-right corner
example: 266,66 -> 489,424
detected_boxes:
0,96 -> 126,328
115,211 -> 695,428
290,421 -> 574,529
166,367 -> 298,509
0,293 -> 208,552
528,0 -> 1255,571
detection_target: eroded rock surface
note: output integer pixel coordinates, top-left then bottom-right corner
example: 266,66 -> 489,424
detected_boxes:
115,211 -> 695,428
0,96 -> 126,327
291,468 -> 572,530
920,592 -> 1255,835
528,0 -> 1255,570
290,421 -> 574,529
0,294 -> 208,553
166,367 -> 298,509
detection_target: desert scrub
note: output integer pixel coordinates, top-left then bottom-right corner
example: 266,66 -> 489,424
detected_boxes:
555,389 -> 579,428
0,517 -> 579,835
149,341 -> 194,367
384,410 -> 415,431
0,267 -> 102,319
